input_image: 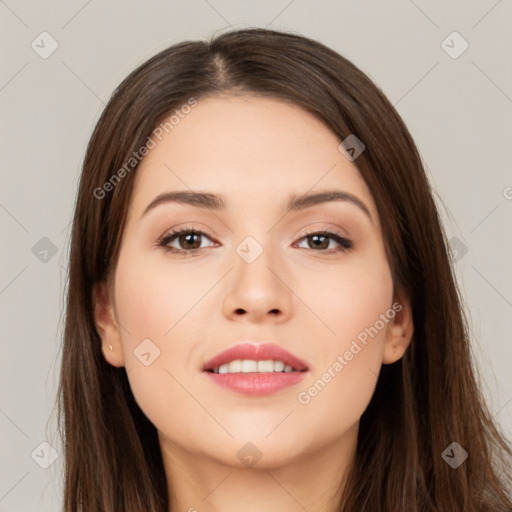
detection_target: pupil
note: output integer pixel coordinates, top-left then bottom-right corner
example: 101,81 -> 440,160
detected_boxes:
182,233 -> 200,249
310,234 -> 328,249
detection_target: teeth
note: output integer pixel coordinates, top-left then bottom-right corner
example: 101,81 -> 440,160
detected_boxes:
228,360 -> 242,373
274,361 -> 285,372
242,360 -> 257,372
257,360 -> 274,372
212,359 -> 299,374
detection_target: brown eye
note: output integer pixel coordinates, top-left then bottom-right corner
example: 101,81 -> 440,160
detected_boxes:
176,232 -> 202,250
295,231 -> 353,252
158,228 -> 217,254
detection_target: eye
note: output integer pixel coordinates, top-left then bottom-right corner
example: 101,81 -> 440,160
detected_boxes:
157,227 -> 218,254
294,229 -> 353,253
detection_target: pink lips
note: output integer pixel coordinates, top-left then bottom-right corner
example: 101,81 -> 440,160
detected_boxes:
202,343 -> 309,372
202,342 -> 309,396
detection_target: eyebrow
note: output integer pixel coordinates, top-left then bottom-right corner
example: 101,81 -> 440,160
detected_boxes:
141,189 -> 373,221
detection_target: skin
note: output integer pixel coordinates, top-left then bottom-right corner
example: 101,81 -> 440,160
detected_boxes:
93,95 -> 414,512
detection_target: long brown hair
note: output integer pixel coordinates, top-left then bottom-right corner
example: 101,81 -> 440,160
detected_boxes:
55,27 -> 512,511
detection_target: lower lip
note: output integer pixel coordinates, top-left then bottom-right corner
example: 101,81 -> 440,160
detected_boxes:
204,371 -> 307,396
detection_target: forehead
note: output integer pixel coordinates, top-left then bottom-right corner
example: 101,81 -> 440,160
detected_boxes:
127,95 -> 377,221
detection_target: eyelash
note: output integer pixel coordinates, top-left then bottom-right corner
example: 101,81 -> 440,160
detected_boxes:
156,225 -> 354,256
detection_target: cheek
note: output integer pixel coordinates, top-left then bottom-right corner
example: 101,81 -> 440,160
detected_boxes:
112,251 -> 206,432
294,256 -> 392,402
299,253 -> 393,353
114,248 -> 211,344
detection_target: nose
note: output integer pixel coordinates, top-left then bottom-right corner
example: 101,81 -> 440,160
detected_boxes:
221,245 -> 293,324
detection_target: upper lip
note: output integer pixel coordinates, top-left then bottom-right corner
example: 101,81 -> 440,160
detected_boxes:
202,343 -> 309,372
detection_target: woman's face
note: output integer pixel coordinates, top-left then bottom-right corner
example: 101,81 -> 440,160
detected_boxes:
95,95 -> 411,470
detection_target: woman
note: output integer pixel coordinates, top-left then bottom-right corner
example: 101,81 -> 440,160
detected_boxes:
56,27 -> 512,511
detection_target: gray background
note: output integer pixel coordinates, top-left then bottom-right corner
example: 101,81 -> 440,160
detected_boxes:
1,1 -> 511,510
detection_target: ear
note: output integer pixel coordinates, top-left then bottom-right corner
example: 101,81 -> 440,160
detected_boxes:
92,280 -> 125,368
382,292 -> 414,365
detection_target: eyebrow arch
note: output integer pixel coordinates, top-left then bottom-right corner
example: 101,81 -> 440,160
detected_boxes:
287,190 -> 372,221
141,189 -> 373,222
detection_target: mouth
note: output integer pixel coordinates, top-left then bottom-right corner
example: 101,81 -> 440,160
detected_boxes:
202,342 -> 309,373
202,342 -> 309,396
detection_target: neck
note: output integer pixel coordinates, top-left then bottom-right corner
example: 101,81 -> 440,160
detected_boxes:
160,424 -> 357,512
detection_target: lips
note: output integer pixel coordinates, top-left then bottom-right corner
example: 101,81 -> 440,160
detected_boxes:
202,342 -> 309,372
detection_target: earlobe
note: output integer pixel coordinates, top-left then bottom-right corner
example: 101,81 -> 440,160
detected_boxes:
382,296 -> 414,365
92,281 -> 125,368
